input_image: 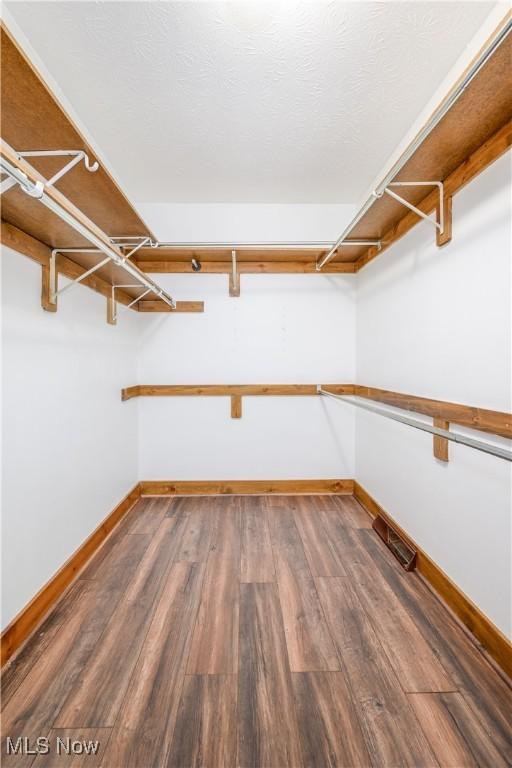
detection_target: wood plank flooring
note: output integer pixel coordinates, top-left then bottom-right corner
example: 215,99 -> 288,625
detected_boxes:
2,495 -> 511,767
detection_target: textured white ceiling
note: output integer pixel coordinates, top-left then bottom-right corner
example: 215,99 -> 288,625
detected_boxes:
4,1 -> 495,203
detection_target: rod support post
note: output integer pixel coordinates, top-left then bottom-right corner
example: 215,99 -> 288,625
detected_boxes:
229,250 -> 240,296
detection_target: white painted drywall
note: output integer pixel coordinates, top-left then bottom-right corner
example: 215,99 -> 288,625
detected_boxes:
356,153 -> 512,637
1,248 -> 141,629
136,273 -> 356,480
3,2 -> 495,203
134,202 -> 355,243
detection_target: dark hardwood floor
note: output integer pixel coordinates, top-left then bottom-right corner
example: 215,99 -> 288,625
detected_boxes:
2,494 -> 511,767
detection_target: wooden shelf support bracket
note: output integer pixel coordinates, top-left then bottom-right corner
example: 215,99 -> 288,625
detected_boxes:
384,181 -> 446,239
41,260 -> 57,312
436,194 -> 453,247
433,417 -> 450,462
231,394 -> 242,418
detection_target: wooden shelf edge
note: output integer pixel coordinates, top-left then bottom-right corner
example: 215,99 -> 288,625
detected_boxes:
120,382 -> 511,441
355,119 -> 512,271
121,384 -> 355,401
1,220 -> 136,308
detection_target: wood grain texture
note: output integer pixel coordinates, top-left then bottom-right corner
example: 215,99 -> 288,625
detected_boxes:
123,384 -> 354,399
356,526 -> 512,764
174,503 -> 214,563
238,583 -> 303,768
32,728 -> 111,767
354,481 -> 512,679
102,561 -> 205,768
121,381 -> 511,441
168,675 -> 237,768
316,576 -> 438,767
348,557 -> 456,693
240,496 -> 275,583
354,384 -> 512,438
292,498 -> 348,577
0,483 -> 141,666
134,259 -> 356,273
41,262 -> 57,312
0,24 -> 153,240
3,494 -> 511,767
230,393 -> 242,419
125,497 -> 170,535
292,672 -> 371,768
187,501 -> 240,674
139,478 -> 354,496
55,514 -> 188,728
137,300 -> 204,313
1,581 -> 90,707
354,116 -> 512,271
268,504 -> 340,672
334,494 -> 373,528
433,417 -> 450,461
1,221 -> 135,308
408,692 -> 508,767
1,534 -> 150,768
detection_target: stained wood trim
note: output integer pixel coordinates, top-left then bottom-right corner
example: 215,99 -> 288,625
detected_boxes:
1,220 -> 135,308
231,394 -> 242,418
133,260 -> 357,274
436,195 -> 453,247
41,263 -> 57,312
353,481 -> 512,679
1,21 -> 156,241
1,139 -> 126,257
138,300 -> 204,313
355,120 -> 512,271
140,480 -> 354,496
120,383 -> 511,442
433,418 -> 450,462
354,385 -> 512,439
121,384 -> 355,401
0,483 -> 141,667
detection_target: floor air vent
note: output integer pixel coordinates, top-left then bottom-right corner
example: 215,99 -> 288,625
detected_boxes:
372,515 -> 417,571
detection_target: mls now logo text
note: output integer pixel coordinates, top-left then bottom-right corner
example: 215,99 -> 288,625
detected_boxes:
6,736 -> 100,756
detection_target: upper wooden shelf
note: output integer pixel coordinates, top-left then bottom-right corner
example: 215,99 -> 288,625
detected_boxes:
0,22 -> 154,289
134,21 -> 512,274
1,19 -> 511,279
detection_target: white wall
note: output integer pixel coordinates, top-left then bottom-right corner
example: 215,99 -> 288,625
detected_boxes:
356,153 -> 512,637
1,248 -> 140,629
137,273 -> 356,480
134,203 -> 355,242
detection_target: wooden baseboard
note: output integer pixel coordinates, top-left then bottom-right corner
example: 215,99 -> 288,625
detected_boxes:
139,479 -> 354,496
353,481 -> 512,679
0,483 -> 141,667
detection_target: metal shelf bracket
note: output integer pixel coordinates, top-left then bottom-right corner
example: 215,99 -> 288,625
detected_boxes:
383,181 -> 445,234
17,150 -> 99,188
109,284 -> 153,324
229,249 -> 240,297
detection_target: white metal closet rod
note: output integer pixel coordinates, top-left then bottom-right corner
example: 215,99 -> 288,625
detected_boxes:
318,389 -> 512,463
316,16 -> 512,270
0,154 -> 176,309
111,239 -> 380,250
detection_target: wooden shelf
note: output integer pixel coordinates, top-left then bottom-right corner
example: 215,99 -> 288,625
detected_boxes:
0,22 -> 157,303
1,19 -> 510,280
121,383 -> 512,442
134,23 -> 512,274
